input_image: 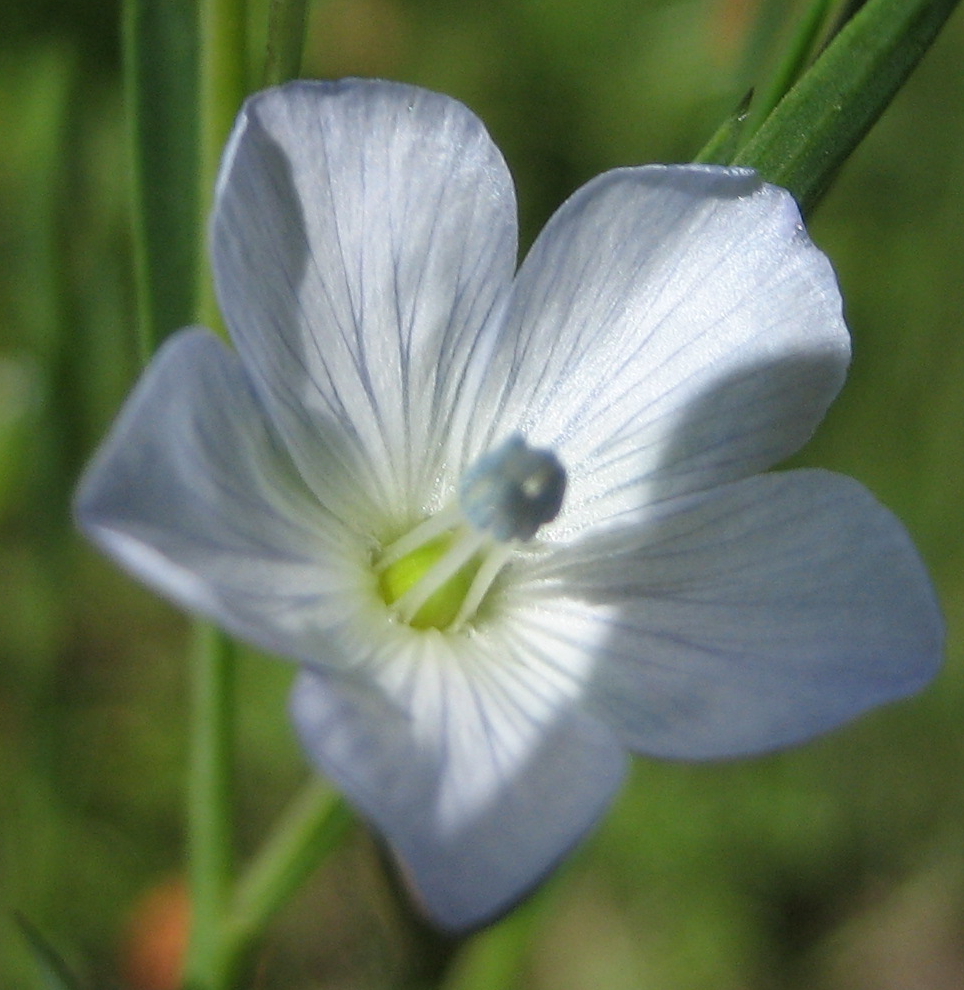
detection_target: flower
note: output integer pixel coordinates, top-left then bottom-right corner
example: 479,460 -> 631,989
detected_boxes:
75,79 -> 943,932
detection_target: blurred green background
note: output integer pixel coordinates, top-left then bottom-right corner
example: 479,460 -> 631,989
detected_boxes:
2,0 -> 964,987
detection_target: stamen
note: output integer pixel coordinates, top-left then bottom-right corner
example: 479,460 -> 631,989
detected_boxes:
449,542 -> 514,631
373,436 -> 566,631
393,526 -> 488,625
375,504 -> 463,571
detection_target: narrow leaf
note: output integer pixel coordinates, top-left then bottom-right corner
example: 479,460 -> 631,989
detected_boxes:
183,624 -> 237,990
730,0 -> 960,214
693,88 -> 753,165
227,785 -> 351,955
263,0 -> 310,86
196,0 -> 249,332
740,0 -> 838,138
123,0 -> 200,357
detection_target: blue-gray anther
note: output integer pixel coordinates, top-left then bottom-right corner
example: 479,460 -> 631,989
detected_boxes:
460,435 -> 567,542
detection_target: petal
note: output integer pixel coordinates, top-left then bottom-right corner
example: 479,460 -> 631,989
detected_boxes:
525,470 -> 943,759
211,79 -> 518,530
457,166 -> 850,535
74,329 -> 370,665
290,621 -> 626,931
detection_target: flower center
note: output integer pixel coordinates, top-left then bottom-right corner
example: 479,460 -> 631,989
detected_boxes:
378,529 -> 485,630
374,435 -> 566,631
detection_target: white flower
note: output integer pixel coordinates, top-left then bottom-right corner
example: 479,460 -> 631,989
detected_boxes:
75,80 -> 942,931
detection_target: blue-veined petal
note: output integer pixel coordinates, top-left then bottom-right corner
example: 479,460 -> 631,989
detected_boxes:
456,166 -> 849,536
522,469 -> 943,758
211,80 -> 518,529
73,76 -> 945,937
74,329 -> 369,665
290,618 -> 626,931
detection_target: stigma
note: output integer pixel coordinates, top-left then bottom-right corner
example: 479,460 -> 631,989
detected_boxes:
460,434 -> 566,541
374,435 -> 567,631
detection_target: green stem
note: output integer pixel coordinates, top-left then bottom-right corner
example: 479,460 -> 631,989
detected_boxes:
181,1 -> 248,984
184,0 -> 247,974
263,0 -> 310,87
197,0 -> 248,331
182,0 -> 324,979
740,0 -> 838,139
218,786 -> 352,981
183,625 -> 238,990
693,88 -> 753,165
123,0 -> 200,358
123,0 -> 243,985
733,0 -> 796,91
695,0 -> 838,167
730,0 -> 962,214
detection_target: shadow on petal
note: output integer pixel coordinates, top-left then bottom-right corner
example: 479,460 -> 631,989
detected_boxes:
640,348 -> 848,506
213,82 -> 520,528
291,352 -> 941,930
290,665 -> 626,933
556,346 -> 850,538
214,107 -> 394,531
550,354 -> 944,759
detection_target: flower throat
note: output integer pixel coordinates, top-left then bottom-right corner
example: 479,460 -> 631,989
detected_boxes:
374,435 -> 566,631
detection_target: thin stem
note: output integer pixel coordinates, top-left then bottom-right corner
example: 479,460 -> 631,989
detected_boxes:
692,87 -> 753,165
181,0 -> 248,984
730,0 -> 962,214
197,0 -> 248,332
180,0 -> 344,984
741,0 -> 838,139
263,0 -> 310,87
123,0 -> 200,359
695,0 -> 839,166
218,786 -> 352,982
183,625 -> 237,990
